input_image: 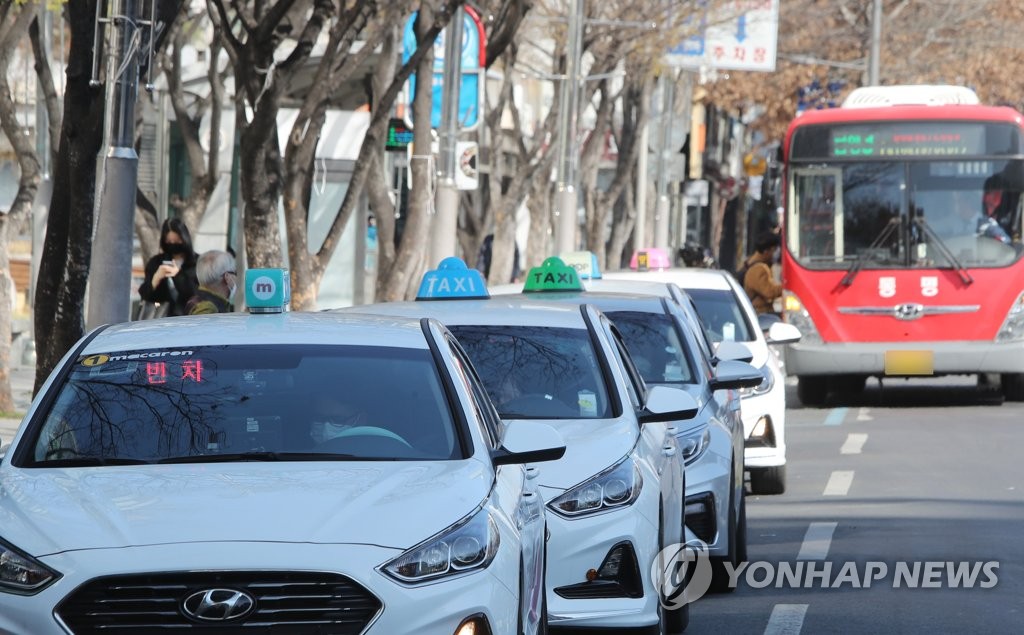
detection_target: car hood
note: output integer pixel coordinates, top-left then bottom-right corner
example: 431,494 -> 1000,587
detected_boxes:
508,416 -> 636,491
0,460 -> 490,556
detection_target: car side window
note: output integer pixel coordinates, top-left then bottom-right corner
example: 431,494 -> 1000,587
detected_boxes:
447,337 -> 502,449
598,316 -> 644,410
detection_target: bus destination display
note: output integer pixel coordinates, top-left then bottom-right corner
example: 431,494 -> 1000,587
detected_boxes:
830,124 -> 985,157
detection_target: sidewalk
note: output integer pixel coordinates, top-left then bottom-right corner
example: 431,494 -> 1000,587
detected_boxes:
0,364 -> 36,447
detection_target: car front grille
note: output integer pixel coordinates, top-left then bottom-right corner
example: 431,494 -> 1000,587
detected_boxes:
56,571 -> 382,634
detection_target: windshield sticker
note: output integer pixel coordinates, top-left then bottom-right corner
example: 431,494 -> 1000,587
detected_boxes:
80,350 -> 194,366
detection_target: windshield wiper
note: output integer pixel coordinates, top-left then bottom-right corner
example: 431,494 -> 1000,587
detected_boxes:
841,216 -> 902,286
32,457 -> 152,467
913,217 -> 974,286
158,452 -> 357,464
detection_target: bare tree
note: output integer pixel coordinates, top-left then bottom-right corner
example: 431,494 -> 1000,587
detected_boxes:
0,2 -> 40,411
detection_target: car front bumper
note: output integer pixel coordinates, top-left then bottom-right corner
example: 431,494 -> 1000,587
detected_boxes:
2,541 -> 520,635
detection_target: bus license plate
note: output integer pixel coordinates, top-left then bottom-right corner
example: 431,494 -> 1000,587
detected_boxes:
884,350 -> 934,376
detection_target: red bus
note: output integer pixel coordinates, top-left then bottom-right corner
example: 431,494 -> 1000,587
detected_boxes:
780,85 -> 1024,405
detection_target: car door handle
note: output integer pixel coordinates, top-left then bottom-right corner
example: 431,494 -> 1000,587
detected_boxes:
525,466 -> 539,480
663,445 -> 677,457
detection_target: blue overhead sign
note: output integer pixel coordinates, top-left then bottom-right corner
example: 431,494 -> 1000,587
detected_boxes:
403,8 -> 485,129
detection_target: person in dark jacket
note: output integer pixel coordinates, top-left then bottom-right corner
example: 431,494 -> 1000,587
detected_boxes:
138,218 -> 199,317
187,250 -> 236,315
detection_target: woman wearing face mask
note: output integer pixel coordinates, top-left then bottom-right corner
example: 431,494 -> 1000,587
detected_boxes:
138,218 -> 199,317
187,250 -> 237,314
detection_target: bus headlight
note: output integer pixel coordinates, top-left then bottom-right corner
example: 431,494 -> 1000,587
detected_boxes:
782,291 -> 822,344
996,292 -> 1024,342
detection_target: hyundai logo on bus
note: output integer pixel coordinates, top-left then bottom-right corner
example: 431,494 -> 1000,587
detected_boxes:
245,268 -> 291,313
416,257 -> 490,300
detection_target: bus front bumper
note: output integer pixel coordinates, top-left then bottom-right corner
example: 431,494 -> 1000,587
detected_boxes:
784,339 -> 1024,376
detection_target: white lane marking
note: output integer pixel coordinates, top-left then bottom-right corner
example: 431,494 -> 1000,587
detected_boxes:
857,407 -> 873,421
797,522 -> 838,560
840,433 -> 869,455
823,470 -> 855,496
763,603 -> 809,635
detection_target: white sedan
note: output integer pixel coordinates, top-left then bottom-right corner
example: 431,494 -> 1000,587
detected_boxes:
602,268 -> 801,495
348,257 -> 700,633
0,307 -> 564,635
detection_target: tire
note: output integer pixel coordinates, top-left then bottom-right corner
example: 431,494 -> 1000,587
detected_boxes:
656,506 -> 689,634
736,493 -> 748,563
796,375 -> 828,407
1002,373 -> 1024,401
833,374 -> 867,396
749,465 -> 787,495
708,466 -> 739,594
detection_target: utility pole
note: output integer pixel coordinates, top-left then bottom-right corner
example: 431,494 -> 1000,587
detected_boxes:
430,6 -> 464,267
869,0 -> 882,86
653,74 -> 675,250
87,0 -> 143,329
554,0 -> 584,253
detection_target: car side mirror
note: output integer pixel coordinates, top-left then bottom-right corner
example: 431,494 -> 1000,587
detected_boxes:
639,385 -> 699,424
715,340 -> 754,363
766,321 -> 802,345
491,421 -> 566,466
710,359 -> 764,391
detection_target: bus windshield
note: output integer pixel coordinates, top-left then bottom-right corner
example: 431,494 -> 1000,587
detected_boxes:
788,159 -> 1024,270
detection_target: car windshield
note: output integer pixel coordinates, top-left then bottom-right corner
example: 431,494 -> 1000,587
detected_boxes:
448,325 -> 612,419
685,288 -> 756,343
604,311 -> 696,385
25,345 -> 461,466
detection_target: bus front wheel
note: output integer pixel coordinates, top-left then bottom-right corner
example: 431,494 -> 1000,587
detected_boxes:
1001,373 -> 1024,401
796,376 -> 828,407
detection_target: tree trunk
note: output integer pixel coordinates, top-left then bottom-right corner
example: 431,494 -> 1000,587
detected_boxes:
377,6 -> 437,301
524,171 -> 553,269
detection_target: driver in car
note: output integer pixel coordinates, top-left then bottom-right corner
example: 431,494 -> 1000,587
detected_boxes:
309,395 -> 367,446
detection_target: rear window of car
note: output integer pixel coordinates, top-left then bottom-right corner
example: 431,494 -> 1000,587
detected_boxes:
685,288 -> 756,343
448,325 -> 612,420
604,311 -> 697,385
22,345 -> 461,466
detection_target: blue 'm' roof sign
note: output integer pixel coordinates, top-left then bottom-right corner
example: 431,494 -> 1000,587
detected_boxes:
559,251 -> 602,279
416,257 -> 490,300
245,268 -> 291,313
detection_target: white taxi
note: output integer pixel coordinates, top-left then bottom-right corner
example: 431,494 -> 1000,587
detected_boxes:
602,262 -> 801,495
0,269 -> 564,635
348,258 -> 699,634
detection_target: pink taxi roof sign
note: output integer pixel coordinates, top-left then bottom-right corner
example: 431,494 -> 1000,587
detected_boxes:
629,247 -> 671,271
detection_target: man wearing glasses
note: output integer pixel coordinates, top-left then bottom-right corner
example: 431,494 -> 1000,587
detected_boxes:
187,250 -> 237,314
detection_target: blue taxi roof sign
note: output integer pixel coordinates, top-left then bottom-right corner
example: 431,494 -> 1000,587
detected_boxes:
245,268 -> 291,313
523,257 -> 583,292
559,251 -> 602,279
416,257 -> 490,300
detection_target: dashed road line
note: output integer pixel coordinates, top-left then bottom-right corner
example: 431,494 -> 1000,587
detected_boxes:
840,433 -> 869,455
797,522 -> 838,560
823,470 -> 855,496
823,407 -> 848,426
856,407 -> 873,421
763,603 -> 809,635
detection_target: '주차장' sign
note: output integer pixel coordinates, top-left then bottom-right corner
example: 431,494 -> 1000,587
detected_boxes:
667,0 -> 779,72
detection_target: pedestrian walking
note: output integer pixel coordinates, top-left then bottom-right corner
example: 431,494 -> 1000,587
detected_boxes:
138,219 -> 199,318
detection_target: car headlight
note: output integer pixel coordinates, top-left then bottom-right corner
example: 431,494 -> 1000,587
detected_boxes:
678,426 -> 711,466
0,538 -> 61,595
782,291 -> 822,344
739,364 -> 775,398
548,458 -> 642,518
382,506 -> 499,584
996,291 -> 1024,342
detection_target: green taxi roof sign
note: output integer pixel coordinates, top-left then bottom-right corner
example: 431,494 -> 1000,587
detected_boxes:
523,257 -> 583,292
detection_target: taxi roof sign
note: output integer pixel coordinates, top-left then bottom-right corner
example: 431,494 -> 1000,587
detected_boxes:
629,247 -> 671,272
559,251 -> 602,280
416,257 -> 490,300
245,268 -> 291,313
523,257 -> 583,292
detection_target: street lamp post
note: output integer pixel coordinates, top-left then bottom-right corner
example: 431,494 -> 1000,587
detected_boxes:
430,6 -> 464,267
554,0 -> 584,254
